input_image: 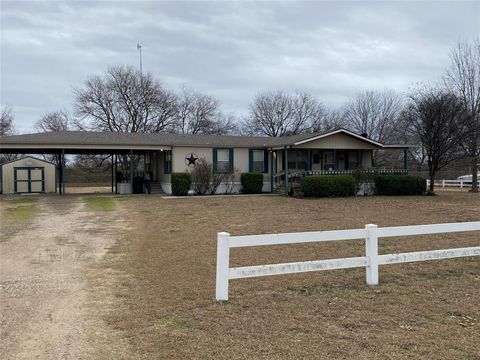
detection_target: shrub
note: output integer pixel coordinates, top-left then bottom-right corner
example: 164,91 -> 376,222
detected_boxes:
191,158 -> 238,195
300,175 -> 355,197
191,158 -> 212,195
240,172 -> 264,194
374,175 -> 426,195
171,172 -> 191,196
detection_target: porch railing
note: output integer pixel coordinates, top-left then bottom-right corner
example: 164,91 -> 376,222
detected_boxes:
274,168 -> 408,181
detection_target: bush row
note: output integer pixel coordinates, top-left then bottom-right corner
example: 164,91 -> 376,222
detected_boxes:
172,172 -> 426,197
300,175 -> 355,197
374,175 -> 426,195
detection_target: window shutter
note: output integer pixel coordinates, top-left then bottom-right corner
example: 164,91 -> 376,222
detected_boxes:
213,149 -> 217,172
263,150 -> 268,173
248,149 -> 253,172
229,149 -> 234,171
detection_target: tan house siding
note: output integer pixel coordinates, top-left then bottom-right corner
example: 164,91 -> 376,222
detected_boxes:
2,157 -> 56,194
294,133 -> 378,150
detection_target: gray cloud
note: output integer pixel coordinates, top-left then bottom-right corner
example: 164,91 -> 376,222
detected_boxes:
1,0 -> 478,132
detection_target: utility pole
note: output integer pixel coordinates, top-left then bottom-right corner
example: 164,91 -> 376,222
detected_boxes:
137,43 -> 143,77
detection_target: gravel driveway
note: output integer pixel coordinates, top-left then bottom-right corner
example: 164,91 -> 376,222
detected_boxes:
0,196 -> 119,359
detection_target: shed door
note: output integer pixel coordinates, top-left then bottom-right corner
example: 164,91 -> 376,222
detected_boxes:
14,167 -> 45,193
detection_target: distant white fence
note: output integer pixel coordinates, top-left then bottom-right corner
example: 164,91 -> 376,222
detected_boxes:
215,222 -> 480,301
426,179 -> 480,188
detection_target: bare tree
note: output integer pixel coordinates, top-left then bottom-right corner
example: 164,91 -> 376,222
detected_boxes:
245,90 -> 324,137
0,106 -> 14,136
406,87 -> 468,193
0,106 -> 17,163
343,89 -> 405,143
33,111 -> 72,166
175,87 -> 236,135
342,89 -> 406,166
310,109 -> 345,132
35,110 -> 70,132
74,65 -> 178,133
444,37 -> 480,192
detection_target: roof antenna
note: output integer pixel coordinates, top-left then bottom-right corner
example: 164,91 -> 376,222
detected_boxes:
137,43 -> 143,77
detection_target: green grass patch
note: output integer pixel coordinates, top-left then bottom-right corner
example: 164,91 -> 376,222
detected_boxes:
85,196 -> 116,211
1,197 -> 39,205
7,206 -> 39,221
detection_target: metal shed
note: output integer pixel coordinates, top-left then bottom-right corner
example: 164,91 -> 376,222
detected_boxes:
1,156 -> 56,194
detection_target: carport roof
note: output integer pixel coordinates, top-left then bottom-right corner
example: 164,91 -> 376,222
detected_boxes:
0,129 -> 409,153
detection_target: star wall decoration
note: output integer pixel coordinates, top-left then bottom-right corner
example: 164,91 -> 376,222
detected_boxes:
185,153 -> 199,167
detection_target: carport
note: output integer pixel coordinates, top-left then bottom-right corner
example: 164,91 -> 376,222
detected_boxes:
0,131 -> 171,194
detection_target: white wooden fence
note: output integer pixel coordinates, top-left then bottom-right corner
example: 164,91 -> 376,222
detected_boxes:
215,222 -> 480,301
426,179 -> 480,188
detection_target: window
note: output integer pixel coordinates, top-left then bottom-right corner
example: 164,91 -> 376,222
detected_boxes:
323,151 -> 334,170
348,151 -> 360,170
252,150 -> 265,172
214,148 -> 233,173
164,150 -> 172,174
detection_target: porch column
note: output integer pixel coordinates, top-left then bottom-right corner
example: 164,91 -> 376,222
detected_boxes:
333,149 -> 337,170
403,148 -> 407,170
284,147 -> 288,195
58,151 -> 62,195
61,149 -> 65,195
270,150 -> 274,193
111,153 -> 114,193
114,154 -> 118,194
129,149 -> 133,193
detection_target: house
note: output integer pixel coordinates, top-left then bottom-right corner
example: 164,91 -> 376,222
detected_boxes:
1,156 -> 56,194
0,129 -> 408,195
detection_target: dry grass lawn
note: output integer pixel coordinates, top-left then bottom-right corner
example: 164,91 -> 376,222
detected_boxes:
86,192 -> 480,359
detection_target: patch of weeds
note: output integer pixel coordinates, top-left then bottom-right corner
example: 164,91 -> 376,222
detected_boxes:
84,196 -> 116,211
161,314 -> 194,333
425,313 -> 447,324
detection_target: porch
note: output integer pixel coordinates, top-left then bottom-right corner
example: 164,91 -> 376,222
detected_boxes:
272,147 -> 409,194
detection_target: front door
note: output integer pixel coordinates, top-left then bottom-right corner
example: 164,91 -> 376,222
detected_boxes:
14,167 -> 45,193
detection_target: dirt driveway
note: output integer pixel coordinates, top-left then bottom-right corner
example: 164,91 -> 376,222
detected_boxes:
0,196 -> 127,359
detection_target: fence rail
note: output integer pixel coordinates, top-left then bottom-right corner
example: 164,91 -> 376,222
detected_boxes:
426,179 -> 479,188
215,222 -> 480,301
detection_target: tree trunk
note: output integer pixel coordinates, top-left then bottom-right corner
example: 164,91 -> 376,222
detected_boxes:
429,172 -> 436,193
470,155 -> 479,192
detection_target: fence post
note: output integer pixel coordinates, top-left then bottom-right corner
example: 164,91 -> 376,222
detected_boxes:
365,224 -> 379,285
460,179 -> 463,188
442,179 -> 445,188
216,232 -> 231,301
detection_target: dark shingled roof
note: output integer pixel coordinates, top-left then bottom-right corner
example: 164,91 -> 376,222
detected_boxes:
0,129 -> 405,150
0,130 -> 334,148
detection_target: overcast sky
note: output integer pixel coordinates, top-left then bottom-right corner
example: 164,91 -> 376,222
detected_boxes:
1,0 -> 479,132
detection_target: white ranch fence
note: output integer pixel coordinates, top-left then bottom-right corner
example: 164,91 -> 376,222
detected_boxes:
215,222 -> 480,301
426,179 -> 480,188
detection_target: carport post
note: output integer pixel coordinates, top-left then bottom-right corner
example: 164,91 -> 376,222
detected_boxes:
129,149 -> 133,193
62,149 -> 65,195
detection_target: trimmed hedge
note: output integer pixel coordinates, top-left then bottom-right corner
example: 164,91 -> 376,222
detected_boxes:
374,175 -> 426,195
300,175 -> 355,197
171,172 -> 191,196
240,172 -> 264,194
